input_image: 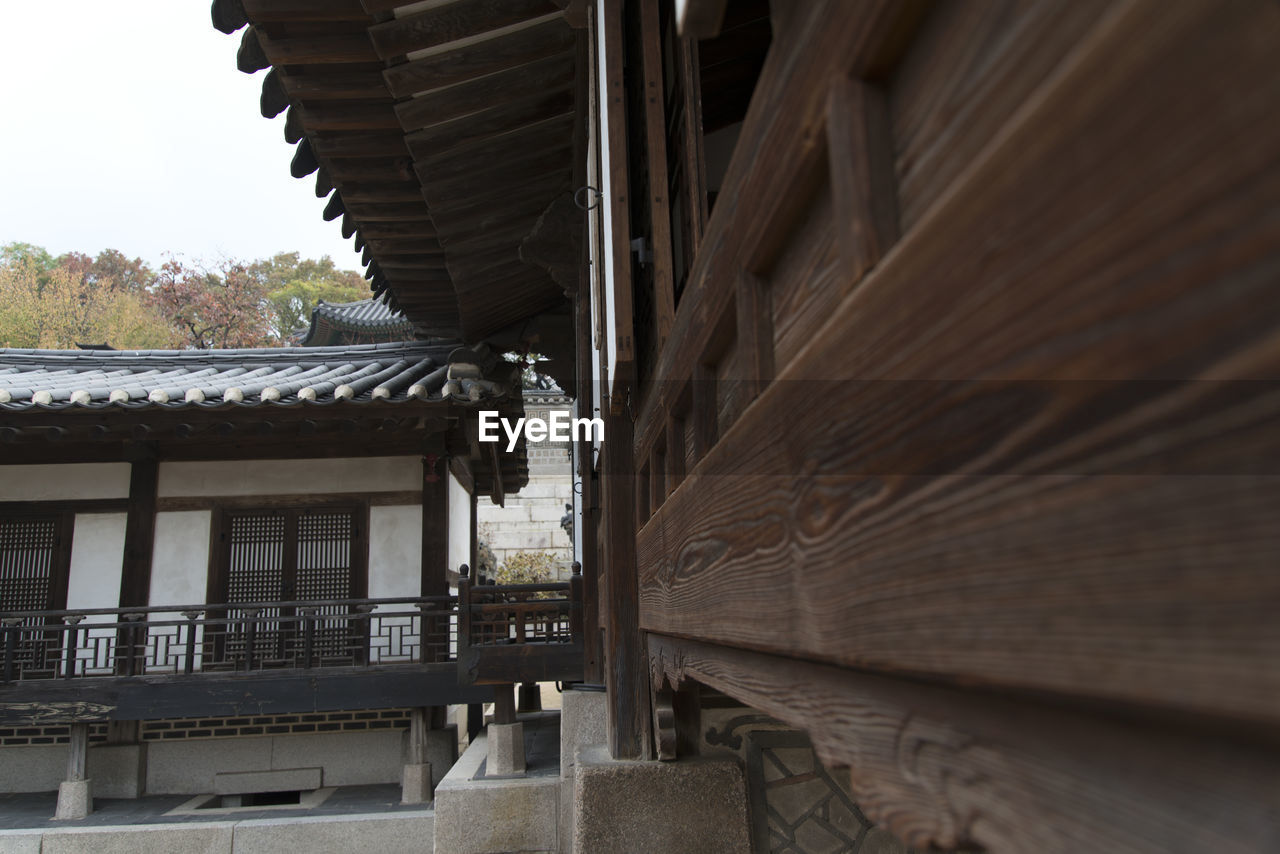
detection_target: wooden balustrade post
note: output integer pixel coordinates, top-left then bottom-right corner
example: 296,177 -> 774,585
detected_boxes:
244,608 -> 260,671
182,611 -> 201,675
457,565 -> 472,661
569,562 -> 584,644
301,608 -> 316,668
2,619 -> 18,682
63,616 -> 83,680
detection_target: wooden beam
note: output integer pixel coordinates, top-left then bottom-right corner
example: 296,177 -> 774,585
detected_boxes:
333,181 -> 424,203
242,0 -> 368,21
649,633 -> 1280,854
119,458 -> 158,608
406,90 -> 575,160
369,0 -> 561,59
394,54 -> 575,134
637,0 -> 676,350
356,220 -> 438,240
325,156 -> 416,183
279,70 -> 387,101
383,18 -> 575,99
255,31 -> 379,66
410,113 -> 575,169
0,667 -> 494,723
294,102 -> 402,131
156,491 -> 422,512
342,201 -> 434,221
310,131 -> 407,157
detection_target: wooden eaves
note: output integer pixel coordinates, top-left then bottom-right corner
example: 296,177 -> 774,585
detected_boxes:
211,0 -> 586,375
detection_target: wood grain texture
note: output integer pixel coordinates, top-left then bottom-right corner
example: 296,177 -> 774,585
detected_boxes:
382,18 -> 574,98
636,0 -> 1280,726
368,0 -> 560,59
649,634 -> 1280,854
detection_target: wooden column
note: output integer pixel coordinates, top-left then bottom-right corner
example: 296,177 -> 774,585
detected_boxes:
575,291 -> 603,684
66,723 -> 88,782
421,455 -> 449,597
601,403 -> 650,759
493,684 -> 517,726
119,457 -> 158,607
468,489 -> 478,572
407,708 -> 428,765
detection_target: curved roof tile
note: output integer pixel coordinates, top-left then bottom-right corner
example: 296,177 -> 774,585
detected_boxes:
0,341 -> 511,412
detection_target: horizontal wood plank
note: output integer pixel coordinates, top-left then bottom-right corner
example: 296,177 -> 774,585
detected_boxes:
369,0 -> 561,59
156,490 -> 422,512
649,634 -> 1280,854
382,17 -> 574,98
636,0 -> 1280,725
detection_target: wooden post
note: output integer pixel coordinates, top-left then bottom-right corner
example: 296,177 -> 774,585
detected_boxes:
421,455 -> 449,598
602,403 -> 651,759
66,723 -> 88,782
422,456 -> 449,677
119,457 -> 158,607
407,708 -> 428,765
493,684 -> 517,726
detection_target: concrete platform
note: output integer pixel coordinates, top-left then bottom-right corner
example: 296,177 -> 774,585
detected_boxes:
573,746 -> 752,854
433,712 -> 561,854
0,783 -> 423,830
0,784 -> 434,854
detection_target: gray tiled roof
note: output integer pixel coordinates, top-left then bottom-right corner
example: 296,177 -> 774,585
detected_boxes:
0,342 -> 512,411
313,298 -> 413,331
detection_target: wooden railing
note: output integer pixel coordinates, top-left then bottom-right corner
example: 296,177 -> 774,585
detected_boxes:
0,596 -> 456,682
456,562 -> 585,685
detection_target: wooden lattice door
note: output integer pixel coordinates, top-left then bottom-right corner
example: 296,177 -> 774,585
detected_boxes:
0,512 -> 72,677
210,506 -> 366,669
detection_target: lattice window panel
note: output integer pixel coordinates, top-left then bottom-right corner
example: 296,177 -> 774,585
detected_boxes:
0,516 -> 63,673
296,511 -> 356,661
0,517 -> 58,612
224,512 -> 287,664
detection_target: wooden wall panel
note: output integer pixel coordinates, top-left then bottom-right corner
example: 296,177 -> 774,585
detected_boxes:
649,633 -> 1280,854
766,177 -> 838,371
890,0 -> 1108,231
636,0 -> 1280,726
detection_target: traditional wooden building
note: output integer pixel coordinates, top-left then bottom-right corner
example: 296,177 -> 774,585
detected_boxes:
11,0 -> 1271,849
0,341 -> 535,807
295,297 -> 417,346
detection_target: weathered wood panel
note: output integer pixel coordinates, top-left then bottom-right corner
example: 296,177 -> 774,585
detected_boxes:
637,0 -> 1280,725
649,634 -> 1280,854
0,667 -> 493,724
889,0 -> 1108,231
368,0 -> 560,59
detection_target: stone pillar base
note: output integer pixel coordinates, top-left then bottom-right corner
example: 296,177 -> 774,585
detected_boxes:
401,762 -> 433,804
486,722 -> 525,777
54,779 -> 93,820
88,743 -> 147,799
573,748 -> 751,854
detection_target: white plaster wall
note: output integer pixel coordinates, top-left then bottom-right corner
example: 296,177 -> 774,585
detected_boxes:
150,511 -> 212,606
447,470 -> 470,574
368,505 -> 421,600
0,463 -> 130,500
369,507 -> 421,662
66,513 -> 126,610
157,457 -> 422,498
67,513 -> 128,674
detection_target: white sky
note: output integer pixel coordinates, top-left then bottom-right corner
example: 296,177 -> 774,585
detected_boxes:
0,2 -> 361,272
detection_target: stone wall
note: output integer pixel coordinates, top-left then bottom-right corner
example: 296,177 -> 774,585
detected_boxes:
479,391 -> 574,579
